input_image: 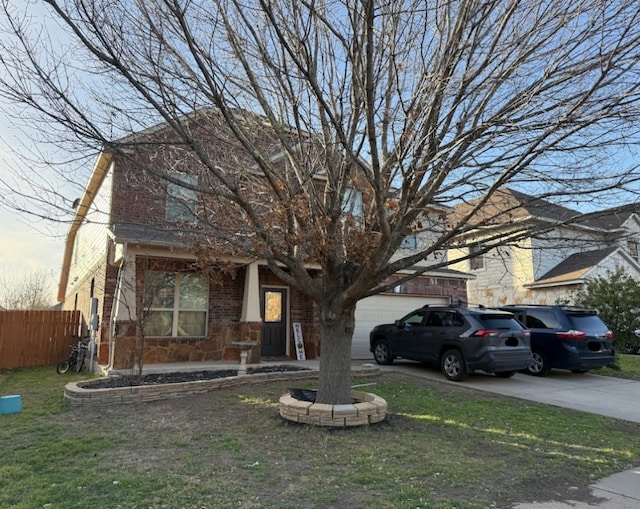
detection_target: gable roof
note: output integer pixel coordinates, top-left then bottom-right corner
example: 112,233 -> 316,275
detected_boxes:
454,189 -> 640,240
537,246 -> 617,282
505,189 -> 581,222
585,204 -> 640,230
57,151 -> 114,302
523,246 -> 640,288
454,188 -> 582,227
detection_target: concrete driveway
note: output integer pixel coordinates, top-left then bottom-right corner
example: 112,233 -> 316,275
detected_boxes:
369,359 -> 640,423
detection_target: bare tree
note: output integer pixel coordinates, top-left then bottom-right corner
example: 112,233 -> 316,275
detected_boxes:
0,269 -> 53,310
1,1 -> 640,403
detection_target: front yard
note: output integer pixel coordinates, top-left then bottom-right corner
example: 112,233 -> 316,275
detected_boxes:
598,352 -> 640,380
1,363 -> 639,509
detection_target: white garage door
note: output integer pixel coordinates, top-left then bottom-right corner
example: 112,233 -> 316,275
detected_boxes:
351,294 -> 450,359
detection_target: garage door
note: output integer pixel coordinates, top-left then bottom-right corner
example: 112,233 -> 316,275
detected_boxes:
351,294 -> 450,359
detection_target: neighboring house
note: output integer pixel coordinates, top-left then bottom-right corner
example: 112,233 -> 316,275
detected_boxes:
448,189 -> 640,306
58,112 -> 470,369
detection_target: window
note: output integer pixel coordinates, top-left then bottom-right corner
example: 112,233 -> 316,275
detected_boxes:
629,241 -> 639,262
342,188 -> 363,227
143,271 -> 208,337
424,311 -> 462,327
167,172 -> 198,222
525,309 -> 560,329
469,244 -> 485,270
264,291 -> 282,322
400,234 -> 417,249
402,311 -> 427,326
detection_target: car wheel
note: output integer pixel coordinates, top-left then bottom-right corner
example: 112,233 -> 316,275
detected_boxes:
373,339 -> 394,365
441,349 -> 467,381
526,350 -> 550,377
495,370 -> 516,378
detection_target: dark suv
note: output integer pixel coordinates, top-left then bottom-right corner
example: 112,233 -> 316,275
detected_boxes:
369,305 -> 532,381
499,305 -> 615,376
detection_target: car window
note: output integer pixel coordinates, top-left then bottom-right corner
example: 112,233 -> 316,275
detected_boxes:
425,311 -> 463,327
426,312 -> 445,326
479,314 -> 524,330
448,312 -> 465,327
510,310 -> 526,324
525,309 -> 560,329
567,314 -> 608,333
402,311 -> 426,326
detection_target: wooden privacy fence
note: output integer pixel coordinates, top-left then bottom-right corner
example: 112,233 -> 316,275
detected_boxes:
0,310 -> 81,369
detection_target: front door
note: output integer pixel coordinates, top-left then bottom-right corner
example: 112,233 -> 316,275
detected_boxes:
261,287 -> 288,357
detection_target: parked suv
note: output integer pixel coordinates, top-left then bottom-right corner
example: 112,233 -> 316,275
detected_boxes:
499,305 -> 615,376
369,305 -> 532,381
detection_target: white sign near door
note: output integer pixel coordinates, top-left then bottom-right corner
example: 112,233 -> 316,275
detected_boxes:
292,322 -> 306,360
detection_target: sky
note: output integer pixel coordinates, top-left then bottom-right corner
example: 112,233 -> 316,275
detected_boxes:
1,1 -> 640,307
0,136 -> 68,303
0,3 -> 75,304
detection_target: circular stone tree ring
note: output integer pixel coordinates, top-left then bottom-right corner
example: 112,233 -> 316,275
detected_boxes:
278,390 -> 387,426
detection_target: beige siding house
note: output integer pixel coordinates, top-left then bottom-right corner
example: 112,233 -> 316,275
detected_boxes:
448,189 -> 640,306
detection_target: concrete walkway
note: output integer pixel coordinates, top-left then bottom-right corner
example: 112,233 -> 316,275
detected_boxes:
512,468 -> 640,509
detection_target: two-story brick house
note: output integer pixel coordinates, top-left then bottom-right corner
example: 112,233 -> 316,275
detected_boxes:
58,112 -> 470,369
448,188 -> 640,306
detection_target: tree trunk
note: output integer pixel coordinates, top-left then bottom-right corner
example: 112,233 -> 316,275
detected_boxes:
315,303 -> 355,404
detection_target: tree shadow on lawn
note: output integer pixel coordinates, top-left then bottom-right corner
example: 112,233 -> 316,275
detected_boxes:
50,372 -> 640,509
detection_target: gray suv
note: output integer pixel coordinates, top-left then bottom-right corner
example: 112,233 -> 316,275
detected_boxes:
369,305 -> 532,381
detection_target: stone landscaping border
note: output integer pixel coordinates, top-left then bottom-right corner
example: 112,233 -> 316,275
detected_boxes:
64,364 -> 382,406
278,390 -> 387,426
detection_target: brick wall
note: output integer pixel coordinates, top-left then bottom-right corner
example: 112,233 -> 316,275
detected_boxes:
110,258 -> 322,369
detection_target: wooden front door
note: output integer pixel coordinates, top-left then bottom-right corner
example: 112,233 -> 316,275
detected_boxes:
261,287 -> 288,357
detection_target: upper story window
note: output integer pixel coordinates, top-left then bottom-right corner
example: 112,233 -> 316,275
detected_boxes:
342,188 -> 363,227
400,234 -> 417,250
628,241 -> 639,262
166,172 -> 198,222
469,244 -> 485,270
143,271 -> 208,337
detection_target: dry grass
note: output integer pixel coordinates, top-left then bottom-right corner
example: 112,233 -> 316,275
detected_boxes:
1,366 -> 639,509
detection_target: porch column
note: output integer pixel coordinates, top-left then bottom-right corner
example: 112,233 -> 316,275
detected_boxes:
241,261 -> 261,322
113,252 -> 137,321
240,261 -> 262,362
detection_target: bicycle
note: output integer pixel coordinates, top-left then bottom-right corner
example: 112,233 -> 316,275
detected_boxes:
56,339 -> 88,374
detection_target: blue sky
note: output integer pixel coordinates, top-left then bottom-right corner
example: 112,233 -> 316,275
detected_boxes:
0,3 -> 75,302
1,1 -> 639,306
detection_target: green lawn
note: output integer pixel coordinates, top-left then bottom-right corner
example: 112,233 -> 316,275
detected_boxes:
1,365 -> 639,509
598,353 -> 640,380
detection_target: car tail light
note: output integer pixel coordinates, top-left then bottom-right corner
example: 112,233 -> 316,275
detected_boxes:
556,330 -> 587,339
473,329 -> 500,337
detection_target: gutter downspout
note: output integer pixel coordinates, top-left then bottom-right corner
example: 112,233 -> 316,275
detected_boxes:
105,244 -> 127,372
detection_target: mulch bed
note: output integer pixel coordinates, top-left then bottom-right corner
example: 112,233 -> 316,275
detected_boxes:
84,365 -> 310,389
